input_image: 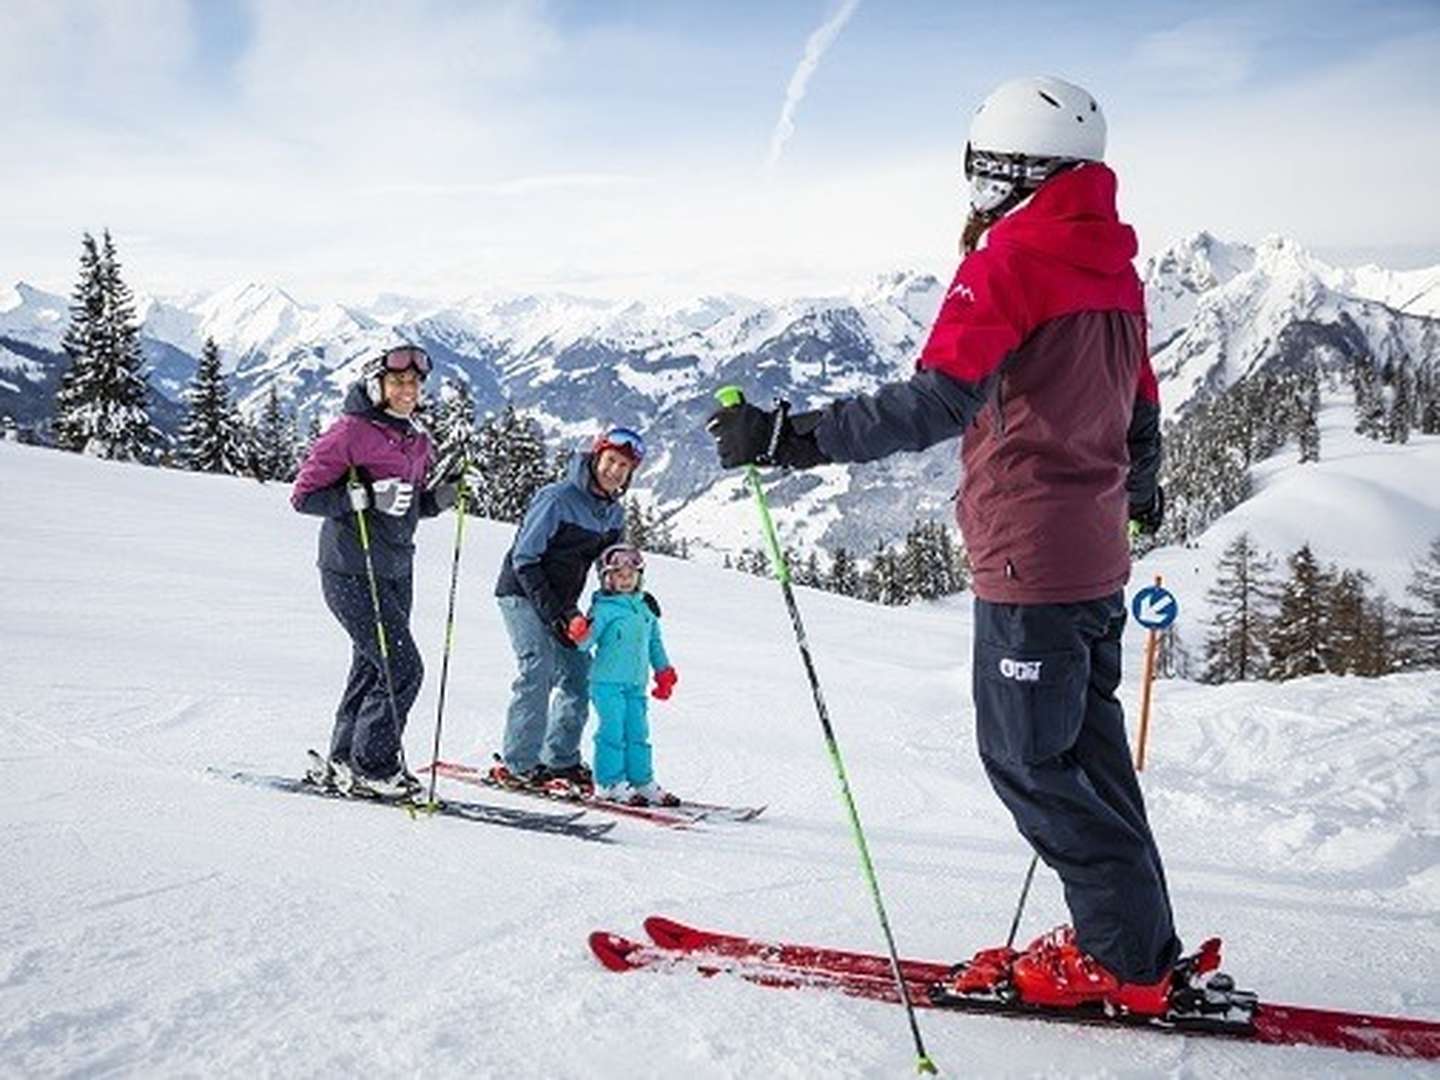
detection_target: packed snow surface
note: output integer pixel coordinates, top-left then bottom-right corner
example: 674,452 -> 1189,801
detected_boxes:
1,442 -> 1437,1078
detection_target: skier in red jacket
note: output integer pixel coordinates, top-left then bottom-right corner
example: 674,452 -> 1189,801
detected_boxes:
708,75 -> 1175,1015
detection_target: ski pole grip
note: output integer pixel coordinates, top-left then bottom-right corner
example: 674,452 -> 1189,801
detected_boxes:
715,386 -> 745,408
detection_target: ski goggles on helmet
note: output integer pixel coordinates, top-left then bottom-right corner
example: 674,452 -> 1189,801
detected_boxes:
378,345 -> 432,378
593,426 -> 646,464
602,545 -> 645,571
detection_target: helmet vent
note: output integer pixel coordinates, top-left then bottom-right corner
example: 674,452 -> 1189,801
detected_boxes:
1038,90 -> 1061,108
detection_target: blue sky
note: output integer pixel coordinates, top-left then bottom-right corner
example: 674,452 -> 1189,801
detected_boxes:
4,0 -> 1438,302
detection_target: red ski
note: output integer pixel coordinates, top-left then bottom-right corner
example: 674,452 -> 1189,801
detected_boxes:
424,760 -> 705,828
588,917 -> 1440,1062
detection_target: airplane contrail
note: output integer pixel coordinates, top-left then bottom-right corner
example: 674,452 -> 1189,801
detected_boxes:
766,0 -> 861,170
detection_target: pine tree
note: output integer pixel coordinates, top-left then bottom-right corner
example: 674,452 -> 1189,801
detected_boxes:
470,406 -> 554,522
1417,362 -> 1440,435
1321,568 -> 1373,675
1202,532 -> 1277,682
253,384 -> 299,481
1398,536 -> 1440,670
53,233 -> 105,452
1386,362 -> 1414,444
866,542 -> 907,606
828,547 -> 861,597
1296,366 -> 1321,463
178,337 -> 245,474
1266,543 -> 1332,680
52,230 -> 158,459
429,377 -> 478,469
1352,357 -> 1385,440
624,497 -> 651,550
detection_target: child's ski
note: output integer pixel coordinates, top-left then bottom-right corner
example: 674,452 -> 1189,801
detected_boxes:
213,768 -> 614,842
424,760 -> 706,829
588,917 -> 1440,1062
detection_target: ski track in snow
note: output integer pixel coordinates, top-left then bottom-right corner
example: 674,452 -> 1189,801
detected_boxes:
1,441 -> 1437,1078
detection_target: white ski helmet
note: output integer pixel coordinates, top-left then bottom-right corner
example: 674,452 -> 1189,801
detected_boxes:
965,76 -> 1106,215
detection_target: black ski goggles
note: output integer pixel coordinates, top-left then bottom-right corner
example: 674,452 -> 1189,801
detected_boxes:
379,345 -> 432,378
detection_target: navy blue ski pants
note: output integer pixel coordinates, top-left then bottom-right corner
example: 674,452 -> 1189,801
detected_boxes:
321,569 -> 423,778
972,592 -> 1180,983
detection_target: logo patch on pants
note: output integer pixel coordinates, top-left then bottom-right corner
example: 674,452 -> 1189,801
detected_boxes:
998,657 -> 1043,682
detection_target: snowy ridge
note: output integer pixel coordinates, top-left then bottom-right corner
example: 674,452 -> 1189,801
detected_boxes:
1144,234 -> 1440,423
1,439 -> 1436,1076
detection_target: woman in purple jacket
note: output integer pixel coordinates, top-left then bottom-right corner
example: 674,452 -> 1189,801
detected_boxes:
291,345 -> 459,799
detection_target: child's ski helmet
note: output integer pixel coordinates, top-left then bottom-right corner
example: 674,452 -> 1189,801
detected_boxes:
365,344 -> 432,406
964,76 -> 1105,215
597,543 -> 645,589
591,426 -> 646,465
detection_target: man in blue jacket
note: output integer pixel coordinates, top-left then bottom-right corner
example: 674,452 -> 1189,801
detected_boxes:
490,427 -> 643,793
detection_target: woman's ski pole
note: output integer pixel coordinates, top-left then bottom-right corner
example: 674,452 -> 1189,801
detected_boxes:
347,466 -> 408,781
426,462 -> 471,806
714,386 -> 938,1076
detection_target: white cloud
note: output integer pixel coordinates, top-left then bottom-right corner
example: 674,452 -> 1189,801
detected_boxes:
766,0 -> 861,170
1133,16 -> 1261,91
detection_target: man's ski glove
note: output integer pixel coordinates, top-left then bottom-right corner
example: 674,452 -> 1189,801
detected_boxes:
371,477 -> 415,517
1128,485 -> 1165,537
565,613 -> 591,645
651,666 -> 678,700
433,481 -> 460,511
706,399 -> 830,470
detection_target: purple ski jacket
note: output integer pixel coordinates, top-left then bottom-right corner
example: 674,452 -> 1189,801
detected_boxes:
291,382 -> 443,579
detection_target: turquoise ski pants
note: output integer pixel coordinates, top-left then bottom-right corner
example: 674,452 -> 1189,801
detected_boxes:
591,682 -> 653,788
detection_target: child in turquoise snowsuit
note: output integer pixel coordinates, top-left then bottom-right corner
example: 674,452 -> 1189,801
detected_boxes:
580,544 -> 679,806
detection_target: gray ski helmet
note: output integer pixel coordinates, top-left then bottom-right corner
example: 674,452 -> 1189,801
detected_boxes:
597,543 -> 645,588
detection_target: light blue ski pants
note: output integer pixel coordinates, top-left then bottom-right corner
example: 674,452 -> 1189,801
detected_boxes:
497,596 -> 590,772
591,682 -> 653,788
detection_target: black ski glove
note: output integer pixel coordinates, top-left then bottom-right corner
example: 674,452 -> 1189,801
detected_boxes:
1128,485 -> 1165,536
705,400 -> 831,470
433,481 -> 460,511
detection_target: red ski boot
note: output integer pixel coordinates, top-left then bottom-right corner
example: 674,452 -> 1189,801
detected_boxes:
1010,926 -> 1172,1017
941,944 -> 1020,1000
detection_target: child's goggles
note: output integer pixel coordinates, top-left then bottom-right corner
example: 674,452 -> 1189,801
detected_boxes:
594,426 -> 646,464
600,546 -> 645,572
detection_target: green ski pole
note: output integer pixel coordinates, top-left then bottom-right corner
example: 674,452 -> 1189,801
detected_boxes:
714,386 -> 938,1076
347,466 -> 412,805
426,461 -> 471,807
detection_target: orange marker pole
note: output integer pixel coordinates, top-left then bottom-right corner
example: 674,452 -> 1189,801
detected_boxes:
1135,573 -> 1163,772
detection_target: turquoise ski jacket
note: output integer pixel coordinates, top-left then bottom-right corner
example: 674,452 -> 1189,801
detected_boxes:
583,590 -> 669,687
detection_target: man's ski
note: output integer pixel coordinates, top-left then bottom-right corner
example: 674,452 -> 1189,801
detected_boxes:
424,759 -> 706,828
215,769 -> 615,842
589,918 -> 1440,1062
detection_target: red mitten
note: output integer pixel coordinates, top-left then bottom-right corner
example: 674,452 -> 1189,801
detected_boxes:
566,614 -> 591,644
651,666 -> 678,700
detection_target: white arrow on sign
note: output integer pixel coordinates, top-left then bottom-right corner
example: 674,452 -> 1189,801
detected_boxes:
1136,592 -> 1176,625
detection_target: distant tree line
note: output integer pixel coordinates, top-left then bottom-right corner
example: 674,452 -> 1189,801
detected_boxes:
1201,531 -> 1440,682
726,517 -> 971,607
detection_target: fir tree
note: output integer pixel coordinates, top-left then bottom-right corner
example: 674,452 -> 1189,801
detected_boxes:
252,384 -> 299,481
1266,543 -> 1332,680
1321,568 -> 1374,675
178,337 -> 245,474
1202,532 -> 1277,682
1352,357 -> 1385,440
470,406 -> 553,522
1296,366 -> 1321,463
1398,536 -> 1440,670
1387,362 -> 1414,444
1417,362 -> 1440,435
52,230 -> 158,459
429,377 -> 478,469
828,546 -> 862,597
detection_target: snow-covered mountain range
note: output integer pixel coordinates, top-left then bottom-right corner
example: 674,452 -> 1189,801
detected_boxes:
4,233 -> 1437,555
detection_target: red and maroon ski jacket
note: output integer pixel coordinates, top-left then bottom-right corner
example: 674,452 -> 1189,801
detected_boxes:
809,162 -> 1161,604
